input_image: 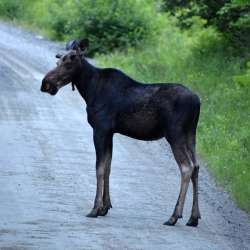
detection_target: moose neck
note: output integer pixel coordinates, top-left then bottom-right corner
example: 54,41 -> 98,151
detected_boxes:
73,58 -> 99,106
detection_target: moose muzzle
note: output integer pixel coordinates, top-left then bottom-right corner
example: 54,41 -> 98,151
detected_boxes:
41,78 -> 59,95
41,69 -> 60,95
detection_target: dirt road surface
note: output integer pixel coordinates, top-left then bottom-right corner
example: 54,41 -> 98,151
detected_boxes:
0,22 -> 249,250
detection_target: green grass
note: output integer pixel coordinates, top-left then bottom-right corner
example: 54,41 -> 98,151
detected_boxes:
97,18 -> 250,212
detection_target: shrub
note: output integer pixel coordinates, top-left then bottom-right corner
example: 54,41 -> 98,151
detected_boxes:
160,0 -> 250,55
234,61 -> 250,87
67,0 -> 153,56
216,3 -> 250,52
0,0 -> 155,56
44,0 -> 76,40
22,0 -> 154,55
0,0 -> 23,19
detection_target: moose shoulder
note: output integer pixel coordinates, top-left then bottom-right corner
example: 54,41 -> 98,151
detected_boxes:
41,39 -> 201,227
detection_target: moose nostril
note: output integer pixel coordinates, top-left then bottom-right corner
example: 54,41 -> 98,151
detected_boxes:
41,82 -> 50,92
44,83 -> 50,91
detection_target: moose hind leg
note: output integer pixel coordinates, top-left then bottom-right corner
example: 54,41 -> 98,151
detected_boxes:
186,133 -> 201,226
164,143 -> 193,226
186,165 -> 201,226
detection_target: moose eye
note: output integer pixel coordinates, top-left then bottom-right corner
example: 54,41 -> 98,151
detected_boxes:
70,55 -> 76,61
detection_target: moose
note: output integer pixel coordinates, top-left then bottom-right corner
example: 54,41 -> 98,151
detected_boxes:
41,39 -> 201,227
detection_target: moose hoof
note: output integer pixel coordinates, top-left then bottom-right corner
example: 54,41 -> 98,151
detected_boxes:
163,216 -> 178,226
86,208 -> 99,218
186,217 -> 199,227
98,206 -> 110,216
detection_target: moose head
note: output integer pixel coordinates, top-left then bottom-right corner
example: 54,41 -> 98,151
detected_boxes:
40,39 -> 89,95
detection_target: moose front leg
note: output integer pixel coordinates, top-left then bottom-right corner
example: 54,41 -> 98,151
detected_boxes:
86,130 -> 113,218
99,152 -> 113,216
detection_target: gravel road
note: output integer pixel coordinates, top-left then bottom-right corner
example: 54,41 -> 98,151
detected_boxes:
0,22 -> 249,250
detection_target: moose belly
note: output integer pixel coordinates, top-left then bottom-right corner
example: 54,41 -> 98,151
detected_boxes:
116,109 -> 164,141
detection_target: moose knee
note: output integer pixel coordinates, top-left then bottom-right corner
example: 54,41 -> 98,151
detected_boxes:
96,165 -> 105,178
181,165 -> 193,179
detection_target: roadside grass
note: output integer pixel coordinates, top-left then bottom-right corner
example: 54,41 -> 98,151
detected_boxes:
97,19 -> 250,212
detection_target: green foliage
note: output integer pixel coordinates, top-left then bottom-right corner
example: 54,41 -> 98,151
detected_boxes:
69,0 -> 153,55
234,61 -> 250,87
0,0 -> 23,19
161,0 -> 190,13
98,17 -> 250,212
1,0 -> 248,55
216,2 -> 250,51
160,0 -> 250,54
44,0 -> 75,40
0,0 -> 154,56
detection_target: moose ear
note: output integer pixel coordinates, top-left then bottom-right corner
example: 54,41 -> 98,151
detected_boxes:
55,53 -> 62,59
66,40 -> 79,51
78,38 -> 89,51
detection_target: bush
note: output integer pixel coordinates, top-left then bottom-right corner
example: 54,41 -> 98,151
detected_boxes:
160,0 -> 250,55
0,0 -> 23,19
216,2 -> 250,52
66,0 -> 153,56
234,61 -> 250,87
43,0 -> 75,40
11,0 -> 154,56
0,0 -> 155,56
